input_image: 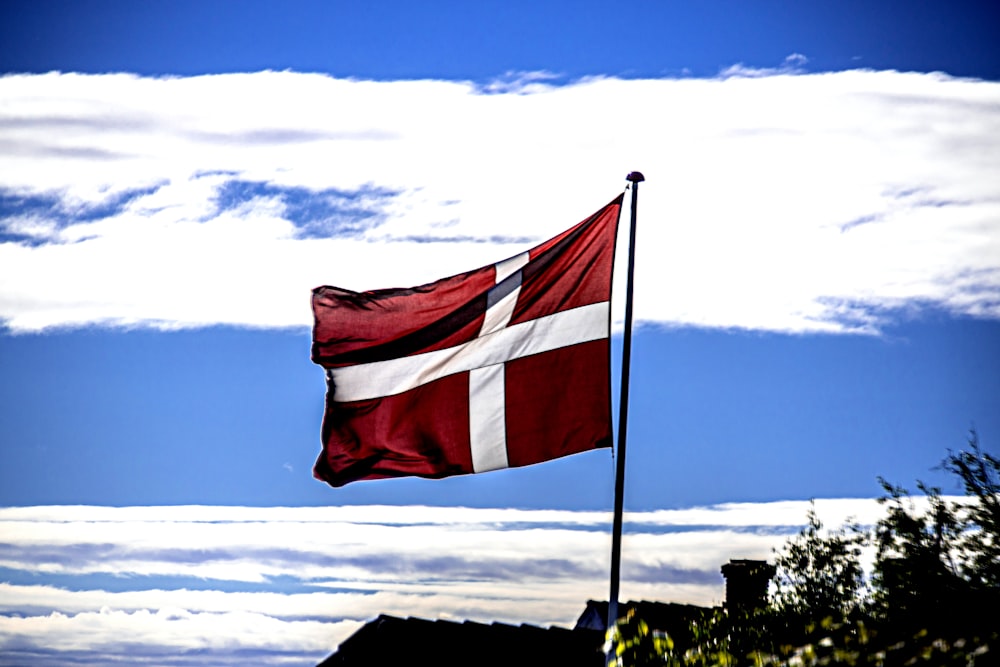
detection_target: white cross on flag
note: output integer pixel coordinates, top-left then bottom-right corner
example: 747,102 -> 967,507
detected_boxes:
311,194 -> 623,487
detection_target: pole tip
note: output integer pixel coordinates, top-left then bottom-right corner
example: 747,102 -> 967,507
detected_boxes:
626,171 -> 645,183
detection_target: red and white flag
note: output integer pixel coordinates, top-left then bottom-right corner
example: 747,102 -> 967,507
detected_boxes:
311,195 -> 623,487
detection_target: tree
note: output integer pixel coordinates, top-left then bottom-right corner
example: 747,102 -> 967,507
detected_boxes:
771,505 -> 867,621
941,431 -> 1000,589
871,431 -> 1000,636
769,431 -> 998,633
871,476 -> 965,626
618,434 -> 999,665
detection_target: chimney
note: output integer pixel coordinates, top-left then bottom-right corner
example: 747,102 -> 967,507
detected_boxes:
721,559 -> 775,610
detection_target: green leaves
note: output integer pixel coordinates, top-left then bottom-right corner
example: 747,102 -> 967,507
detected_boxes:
610,433 -> 999,666
607,608 -> 672,667
616,609 -> 996,667
771,505 -> 867,620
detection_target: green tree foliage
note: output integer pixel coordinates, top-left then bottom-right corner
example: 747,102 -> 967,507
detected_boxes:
606,607 -> 673,667
871,476 -> 965,625
871,431 -> 1000,638
941,432 -> 1000,589
630,610 -> 991,667
612,433 -> 998,666
771,505 -> 867,621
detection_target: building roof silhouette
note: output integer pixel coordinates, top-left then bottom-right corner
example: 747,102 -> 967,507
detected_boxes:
317,559 -> 770,665
317,613 -> 605,667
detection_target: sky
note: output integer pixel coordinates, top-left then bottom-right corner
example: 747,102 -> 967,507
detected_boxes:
1,1 -> 999,664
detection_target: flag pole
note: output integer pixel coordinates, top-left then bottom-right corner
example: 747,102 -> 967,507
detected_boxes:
607,171 -> 644,658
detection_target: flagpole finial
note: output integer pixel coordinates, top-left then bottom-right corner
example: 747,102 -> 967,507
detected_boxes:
626,171 -> 645,183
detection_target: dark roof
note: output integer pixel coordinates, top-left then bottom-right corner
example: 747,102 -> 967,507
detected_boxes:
317,614 -> 605,667
575,599 -> 715,633
317,560 -> 771,664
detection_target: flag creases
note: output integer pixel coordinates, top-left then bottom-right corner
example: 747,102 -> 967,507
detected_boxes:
311,194 -> 623,487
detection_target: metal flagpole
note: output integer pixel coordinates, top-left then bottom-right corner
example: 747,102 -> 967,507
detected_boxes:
606,171 -> 644,664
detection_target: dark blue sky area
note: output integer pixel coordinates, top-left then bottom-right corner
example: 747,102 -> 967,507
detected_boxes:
2,0 -> 999,80
1,0 -> 998,512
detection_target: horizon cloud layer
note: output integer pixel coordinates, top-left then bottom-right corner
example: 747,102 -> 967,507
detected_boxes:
0,500 -> 890,666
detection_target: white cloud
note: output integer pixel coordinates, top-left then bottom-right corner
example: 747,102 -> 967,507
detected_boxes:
0,70 -> 998,334
0,608 -> 351,666
718,52 -> 810,78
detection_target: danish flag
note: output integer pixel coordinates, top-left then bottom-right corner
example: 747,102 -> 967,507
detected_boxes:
311,195 -> 622,487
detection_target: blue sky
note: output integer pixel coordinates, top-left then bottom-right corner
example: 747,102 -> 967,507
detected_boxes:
1,1 -> 999,664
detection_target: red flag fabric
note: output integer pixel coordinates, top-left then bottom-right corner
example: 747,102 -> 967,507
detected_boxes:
311,195 -> 623,487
